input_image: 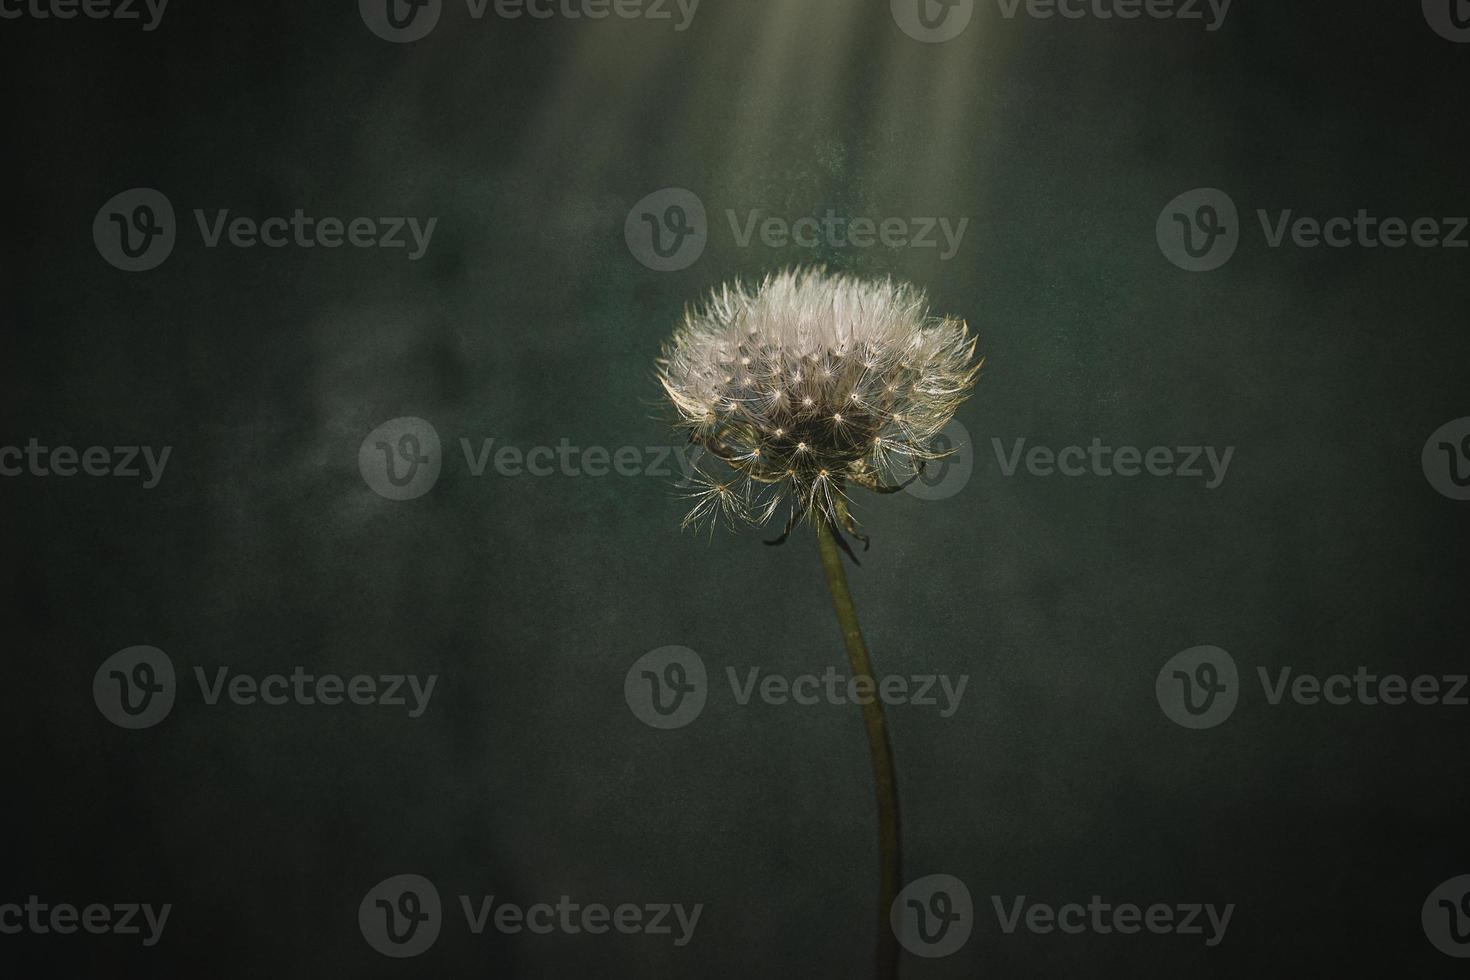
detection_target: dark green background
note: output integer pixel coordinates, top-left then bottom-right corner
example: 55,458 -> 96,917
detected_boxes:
3,0 -> 1468,976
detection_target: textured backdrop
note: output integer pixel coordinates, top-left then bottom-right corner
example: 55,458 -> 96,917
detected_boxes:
3,1 -> 1468,976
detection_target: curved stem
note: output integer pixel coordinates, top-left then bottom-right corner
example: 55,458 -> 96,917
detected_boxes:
816,520 -> 901,980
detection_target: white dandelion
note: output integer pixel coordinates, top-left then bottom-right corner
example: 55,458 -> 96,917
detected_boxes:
654,267 -> 983,980
657,266 -> 981,557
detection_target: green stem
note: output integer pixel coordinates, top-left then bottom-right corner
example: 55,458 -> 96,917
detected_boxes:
816,520 -> 902,980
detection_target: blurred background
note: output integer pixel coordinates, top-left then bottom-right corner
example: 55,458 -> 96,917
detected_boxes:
2,0 -> 1468,975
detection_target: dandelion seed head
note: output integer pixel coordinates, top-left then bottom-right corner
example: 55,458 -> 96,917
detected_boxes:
657,267 -> 981,534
